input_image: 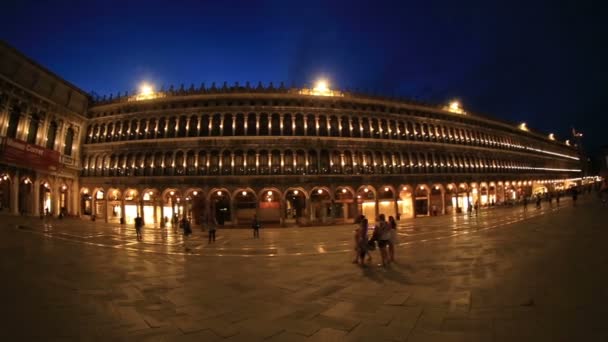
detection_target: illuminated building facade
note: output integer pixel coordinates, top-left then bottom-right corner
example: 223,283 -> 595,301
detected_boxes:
0,42 -> 87,216
0,41 -> 584,225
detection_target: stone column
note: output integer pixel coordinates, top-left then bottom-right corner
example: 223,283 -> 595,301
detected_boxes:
139,199 -> 144,224
280,197 -> 286,226
11,171 -> 19,215
52,180 -> 61,217
120,196 -> 125,224
33,179 -> 40,216
375,195 -> 379,219
72,178 -> 79,216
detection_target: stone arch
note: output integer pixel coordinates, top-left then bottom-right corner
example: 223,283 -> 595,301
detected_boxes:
208,188 -> 231,225
309,186 -> 332,223
377,185 -> 397,219
413,184 -> 430,217
397,184 -> 415,219
284,187 -> 307,222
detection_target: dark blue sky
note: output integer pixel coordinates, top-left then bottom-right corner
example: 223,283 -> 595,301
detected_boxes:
2,0 -> 606,153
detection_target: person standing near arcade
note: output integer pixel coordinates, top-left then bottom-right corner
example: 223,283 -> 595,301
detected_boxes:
252,214 -> 261,238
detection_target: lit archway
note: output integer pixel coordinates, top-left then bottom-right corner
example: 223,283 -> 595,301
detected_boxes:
414,184 -> 430,217
284,188 -> 307,223
310,187 -> 331,223
209,189 -> 231,225
378,186 -> 397,219
356,185 -> 377,222
334,186 -> 355,222
233,188 -> 257,225
397,184 -> 414,219
258,188 -> 281,224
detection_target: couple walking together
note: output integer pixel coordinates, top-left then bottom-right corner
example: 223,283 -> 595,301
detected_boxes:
354,214 -> 397,267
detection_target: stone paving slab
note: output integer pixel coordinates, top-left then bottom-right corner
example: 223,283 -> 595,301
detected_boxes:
0,194 -> 607,341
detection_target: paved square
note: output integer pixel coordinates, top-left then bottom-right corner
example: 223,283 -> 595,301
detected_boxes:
1,195 -> 607,341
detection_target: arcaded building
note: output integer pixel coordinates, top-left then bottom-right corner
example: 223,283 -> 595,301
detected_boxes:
0,41 -> 584,226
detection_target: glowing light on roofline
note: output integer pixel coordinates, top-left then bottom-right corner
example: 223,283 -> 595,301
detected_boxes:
298,79 -> 343,97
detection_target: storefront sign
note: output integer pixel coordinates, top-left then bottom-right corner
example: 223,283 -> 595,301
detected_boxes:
0,137 -> 61,171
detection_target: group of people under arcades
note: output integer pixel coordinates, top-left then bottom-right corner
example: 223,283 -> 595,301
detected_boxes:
131,212 -> 262,248
353,213 -> 397,267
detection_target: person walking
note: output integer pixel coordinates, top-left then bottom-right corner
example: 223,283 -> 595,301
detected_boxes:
208,217 -> 217,243
134,215 -> 143,240
536,194 -> 542,209
523,195 -> 528,211
182,217 -> 192,250
353,215 -> 371,265
474,200 -> 480,216
572,187 -> 578,206
252,214 -> 261,238
388,215 -> 397,263
374,214 -> 391,267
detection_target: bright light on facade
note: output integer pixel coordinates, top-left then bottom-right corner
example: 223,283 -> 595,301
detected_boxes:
298,78 -> 343,97
519,122 -> 528,131
444,100 -> 466,114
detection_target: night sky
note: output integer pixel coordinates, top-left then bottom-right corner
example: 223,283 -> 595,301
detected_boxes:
2,0 -> 606,154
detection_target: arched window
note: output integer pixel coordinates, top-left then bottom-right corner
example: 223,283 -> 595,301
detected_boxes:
246,150 -> 256,174
318,115 -> 328,136
271,114 -> 280,135
221,150 -> 231,174
175,151 -> 185,175
177,116 -> 188,137
246,113 -> 256,135
27,113 -> 40,144
138,119 -> 146,139
167,117 -> 177,138
188,115 -> 199,137
46,121 -> 57,149
235,114 -> 245,136
200,115 -> 210,136
259,114 -> 269,135
283,114 -> 293,136
223,114 -> 234,136
340,116 -> 349,137
6,108 -> 21,139
307,150 -> 318,174
211,114 -> 221,136
361,118 -> 371,138
294,114 -> 305,136
234,150 -> 244,174
306,114 -> 316,136
380,119 -> 389,139
208,151 -> 220,175
283,150 -> 294,174
64,127 -> 75,156
329,116 -> 339,137
198,151 -> 208,175
351,117 -> 361,138
371,119 -> 380,139
271,150 -> 281,174
120,120 -> 129,141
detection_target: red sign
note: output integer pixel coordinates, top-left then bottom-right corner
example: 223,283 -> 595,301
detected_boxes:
0,137 -> 61,171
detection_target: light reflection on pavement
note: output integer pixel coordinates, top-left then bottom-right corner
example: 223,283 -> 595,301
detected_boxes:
14,201 -> 569,257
